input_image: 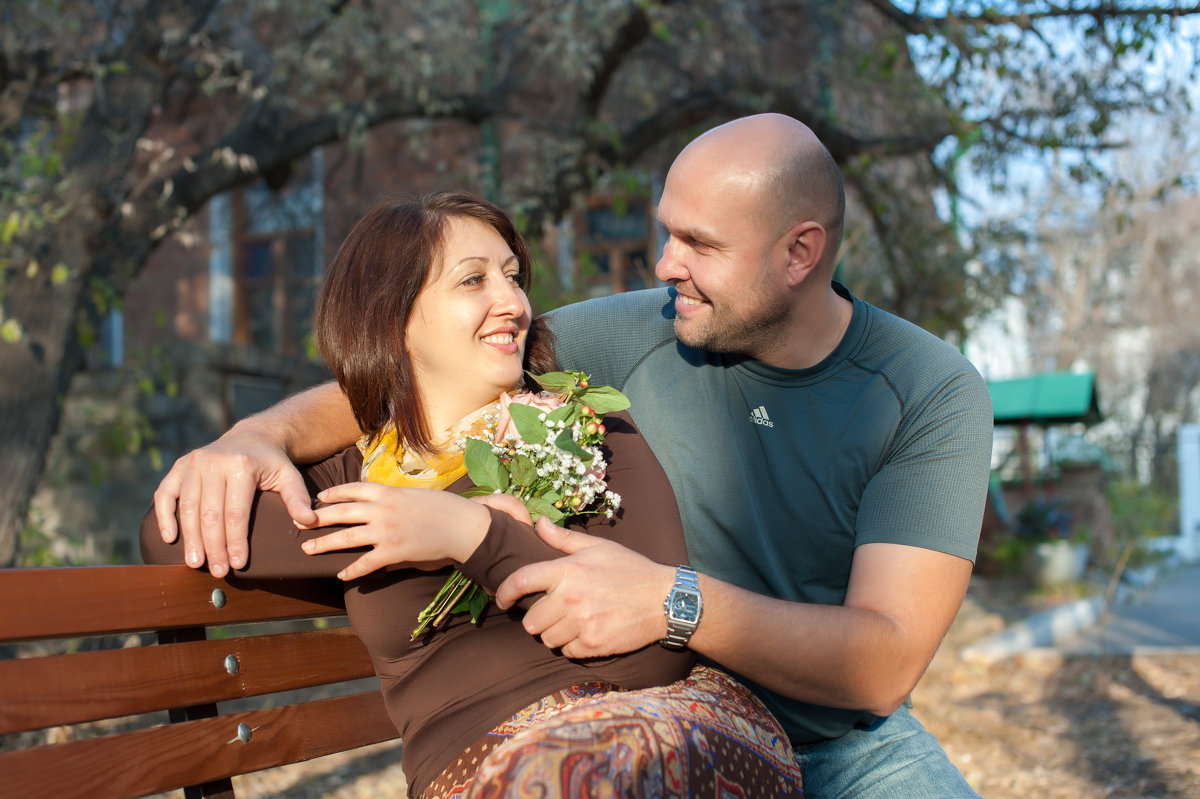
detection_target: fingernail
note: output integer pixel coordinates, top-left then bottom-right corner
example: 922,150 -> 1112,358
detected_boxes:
211,563 -> 227,579
302,540 -> 315,553
336,570 -> 346,581
186,550 -> 202,567
230,555 -> 245,569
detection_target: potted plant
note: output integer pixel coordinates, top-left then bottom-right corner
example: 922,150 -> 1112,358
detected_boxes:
1015,497 -> 1089,588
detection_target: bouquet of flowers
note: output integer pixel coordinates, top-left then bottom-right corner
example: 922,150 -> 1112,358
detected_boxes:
411,370 -> 630,639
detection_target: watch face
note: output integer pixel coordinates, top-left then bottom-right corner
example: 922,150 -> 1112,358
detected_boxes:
670,591 -> 700,623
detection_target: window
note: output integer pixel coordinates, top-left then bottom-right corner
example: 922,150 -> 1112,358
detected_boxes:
566,183 -> 662,298
210,150 -> 325,357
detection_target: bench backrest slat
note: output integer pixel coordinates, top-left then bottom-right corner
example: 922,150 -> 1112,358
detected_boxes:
0,690 -> 397,799
0,625 -> 375,735
0,565 -> 347,643
1,565 -> 403,798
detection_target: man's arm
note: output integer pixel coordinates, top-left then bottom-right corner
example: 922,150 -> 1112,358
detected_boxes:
152,380 -> 360,578
496,527 -> 970,717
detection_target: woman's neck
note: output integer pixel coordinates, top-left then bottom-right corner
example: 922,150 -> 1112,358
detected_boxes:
420,392 -> 504,442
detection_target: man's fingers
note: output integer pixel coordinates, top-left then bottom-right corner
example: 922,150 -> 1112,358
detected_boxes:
533,516 -> 599,555
223,470 -> 257,571
473,493 -> 533,525
176,471 -> 205,568
152,470 -> 183,544
280,473 -> 318,529
495,560 -> 558,610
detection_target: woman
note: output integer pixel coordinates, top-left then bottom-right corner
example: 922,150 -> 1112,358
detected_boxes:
142,191 -> 802,798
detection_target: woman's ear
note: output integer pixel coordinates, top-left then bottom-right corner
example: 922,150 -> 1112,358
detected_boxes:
784,221 -> 827,288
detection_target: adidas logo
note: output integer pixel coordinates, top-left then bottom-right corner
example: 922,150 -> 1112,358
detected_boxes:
749,405 -> 774,428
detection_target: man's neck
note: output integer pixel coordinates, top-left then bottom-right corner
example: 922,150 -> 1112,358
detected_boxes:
757,285 -> 853,370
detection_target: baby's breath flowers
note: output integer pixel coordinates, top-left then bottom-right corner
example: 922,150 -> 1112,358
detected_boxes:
412,370 -> 629,639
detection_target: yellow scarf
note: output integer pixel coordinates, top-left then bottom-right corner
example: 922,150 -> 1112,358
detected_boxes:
356,402 -> 498,491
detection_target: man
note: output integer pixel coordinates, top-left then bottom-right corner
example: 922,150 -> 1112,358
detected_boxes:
155,113 -> 992,797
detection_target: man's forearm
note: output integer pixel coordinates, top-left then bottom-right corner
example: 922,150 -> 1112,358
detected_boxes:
233,380 -> 361,463
688,545 -> 972,716
688,579 -> 916,715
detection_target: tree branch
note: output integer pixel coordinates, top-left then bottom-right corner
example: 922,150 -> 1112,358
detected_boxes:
861,0 -> 1200,35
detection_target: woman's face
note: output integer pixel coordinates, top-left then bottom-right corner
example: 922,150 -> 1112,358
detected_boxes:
406,217 -> 532,423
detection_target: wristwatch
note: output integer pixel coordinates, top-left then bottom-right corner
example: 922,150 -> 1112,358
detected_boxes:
661,565 -> 703,649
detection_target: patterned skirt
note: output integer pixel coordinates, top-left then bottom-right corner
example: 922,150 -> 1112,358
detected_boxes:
421,664 -> 803,798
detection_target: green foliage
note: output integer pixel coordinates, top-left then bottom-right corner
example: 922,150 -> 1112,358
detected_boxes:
18,510 -> 68,567
1103,478 -> 1176,570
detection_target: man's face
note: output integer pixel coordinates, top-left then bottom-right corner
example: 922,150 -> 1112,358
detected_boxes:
654,158 -> 792,360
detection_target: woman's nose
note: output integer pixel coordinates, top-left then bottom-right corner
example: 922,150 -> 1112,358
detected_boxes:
491,277 -> 525,316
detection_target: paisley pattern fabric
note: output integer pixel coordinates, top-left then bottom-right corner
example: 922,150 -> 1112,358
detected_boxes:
421,665 -> 803,798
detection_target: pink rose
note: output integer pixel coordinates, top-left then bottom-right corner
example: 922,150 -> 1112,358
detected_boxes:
494,391 -> 565,443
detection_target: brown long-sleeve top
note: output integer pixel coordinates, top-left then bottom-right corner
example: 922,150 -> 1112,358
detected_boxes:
140,411 -> 693,796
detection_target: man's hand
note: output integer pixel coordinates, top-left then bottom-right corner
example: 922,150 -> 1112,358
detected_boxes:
153,431 -> 316,578
495,517 -> 675,659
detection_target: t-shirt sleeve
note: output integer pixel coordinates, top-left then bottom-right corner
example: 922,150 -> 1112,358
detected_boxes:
854,365 -> 994,562
545,289 -> 677,390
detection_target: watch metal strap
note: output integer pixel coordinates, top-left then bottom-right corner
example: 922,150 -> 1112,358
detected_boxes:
661,565 -> 701,649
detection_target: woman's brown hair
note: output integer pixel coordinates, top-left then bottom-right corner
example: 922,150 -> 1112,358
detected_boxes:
314,190 -> 557,454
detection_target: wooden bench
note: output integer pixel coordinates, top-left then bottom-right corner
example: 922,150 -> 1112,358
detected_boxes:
0,564 -> 401,799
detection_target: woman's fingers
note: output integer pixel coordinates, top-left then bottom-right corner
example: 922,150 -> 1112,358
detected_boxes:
302,527 -> 368,555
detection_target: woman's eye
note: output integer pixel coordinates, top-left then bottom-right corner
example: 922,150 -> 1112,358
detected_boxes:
461,274 -> 483,286
506,271 -> 524,285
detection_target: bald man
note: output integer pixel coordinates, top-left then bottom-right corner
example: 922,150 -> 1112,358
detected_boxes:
154,114 -> 991,797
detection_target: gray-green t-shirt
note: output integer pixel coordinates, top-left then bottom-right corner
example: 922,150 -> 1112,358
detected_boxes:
547,284 -> 993,743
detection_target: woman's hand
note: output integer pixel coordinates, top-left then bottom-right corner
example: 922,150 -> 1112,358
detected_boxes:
300,483 -> 491,581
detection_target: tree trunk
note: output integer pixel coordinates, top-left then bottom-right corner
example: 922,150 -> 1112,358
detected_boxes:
0,246 -> 91,565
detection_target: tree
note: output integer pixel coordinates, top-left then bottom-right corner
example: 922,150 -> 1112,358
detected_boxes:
999,111 -> 1200,488
2,0 -> 1197,564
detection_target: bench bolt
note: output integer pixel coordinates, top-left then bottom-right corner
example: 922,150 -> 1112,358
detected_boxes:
225,654 -> 240,674
211,588 -> 227,609
237,723 -> 252,743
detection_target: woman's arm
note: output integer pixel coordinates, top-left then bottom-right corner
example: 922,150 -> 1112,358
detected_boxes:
151,381 -> 359,578
141,447 -> 366,579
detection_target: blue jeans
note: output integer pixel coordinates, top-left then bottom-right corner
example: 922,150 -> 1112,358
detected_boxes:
795,706 -> 980,798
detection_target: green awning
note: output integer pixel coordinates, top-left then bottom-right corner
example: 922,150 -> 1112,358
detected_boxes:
987,371 -> 1101,426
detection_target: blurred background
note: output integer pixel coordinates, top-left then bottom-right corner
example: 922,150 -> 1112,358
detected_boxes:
2,2 -> 1199,794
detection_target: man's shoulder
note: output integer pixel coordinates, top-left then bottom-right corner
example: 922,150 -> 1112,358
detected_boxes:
545,289 -> 679,388
851,299 -> 991,414
547,287 -> 675,331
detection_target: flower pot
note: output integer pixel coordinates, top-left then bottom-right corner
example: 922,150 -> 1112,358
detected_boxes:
1028,540 -> 1089,588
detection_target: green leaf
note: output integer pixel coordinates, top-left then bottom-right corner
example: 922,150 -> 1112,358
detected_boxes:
529,370 -> 577,394
464,439 -> 508,492
555,428 -> 592,463
468,586 -> 492,624
509,453 -> 537,486
459,484 -> 494,498
578,385 -> 630,414
508,402 -> 548,444
1,212 -> 18,245
0,319 -> 23,343
526,495 -> 564,523
546,403 -> 577,426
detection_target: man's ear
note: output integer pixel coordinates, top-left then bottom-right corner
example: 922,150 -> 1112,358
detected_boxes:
784,221 -> 827,288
